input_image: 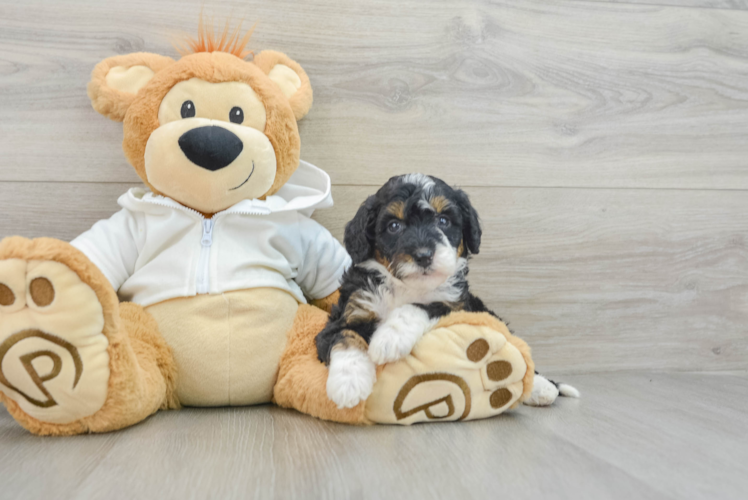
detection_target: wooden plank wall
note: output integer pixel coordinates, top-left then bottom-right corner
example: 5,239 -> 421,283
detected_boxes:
0,0 -> 746,373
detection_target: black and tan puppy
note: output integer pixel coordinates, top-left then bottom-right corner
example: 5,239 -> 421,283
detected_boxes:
316,174 -> 578,409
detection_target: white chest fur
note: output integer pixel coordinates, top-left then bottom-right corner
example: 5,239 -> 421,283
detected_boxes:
355,259 -> 466,324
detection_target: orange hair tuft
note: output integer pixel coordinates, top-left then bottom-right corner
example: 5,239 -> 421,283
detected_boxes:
174,15 -> 255,59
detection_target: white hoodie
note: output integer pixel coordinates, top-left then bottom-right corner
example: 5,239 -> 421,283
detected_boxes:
71,160 -> 351,307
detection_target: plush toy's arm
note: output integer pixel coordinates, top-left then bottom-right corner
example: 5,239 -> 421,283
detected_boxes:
310,289 -> 340,314
70,208 -> 143,291
295,214 -> 351,302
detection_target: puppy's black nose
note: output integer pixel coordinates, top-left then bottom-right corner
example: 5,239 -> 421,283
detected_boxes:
413,248 -> 434,268
178,126 -> 243,171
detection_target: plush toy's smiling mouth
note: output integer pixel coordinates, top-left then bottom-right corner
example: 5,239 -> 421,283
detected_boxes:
229,161 -> 255,191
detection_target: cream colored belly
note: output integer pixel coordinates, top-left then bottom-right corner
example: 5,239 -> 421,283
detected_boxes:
146,288 -> 299,407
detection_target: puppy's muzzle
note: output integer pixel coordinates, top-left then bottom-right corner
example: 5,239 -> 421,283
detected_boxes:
178,126 -> 244,171
412,248 -> 434,268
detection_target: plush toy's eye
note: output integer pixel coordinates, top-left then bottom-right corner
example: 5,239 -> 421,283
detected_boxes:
229,106 -> 244,124
437,215 -> 451,228
387,221 -> 403,234
180,100 -> 196,119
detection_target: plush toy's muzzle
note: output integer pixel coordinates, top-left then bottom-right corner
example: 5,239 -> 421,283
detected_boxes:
144,115 -> 277,213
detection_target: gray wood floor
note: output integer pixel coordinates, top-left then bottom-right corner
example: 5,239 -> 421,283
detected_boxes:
1,372 -> 746,500
1,0 -> 747,498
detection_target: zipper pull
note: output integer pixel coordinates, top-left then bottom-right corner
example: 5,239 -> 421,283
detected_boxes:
201,219 -> 214,246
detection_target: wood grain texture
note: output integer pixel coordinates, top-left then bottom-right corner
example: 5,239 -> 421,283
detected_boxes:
1,181 -> 746,373
0,182 -> 129,241
1,372 -> 747,500
582,1 -> 748,11
1,0 -> 748,188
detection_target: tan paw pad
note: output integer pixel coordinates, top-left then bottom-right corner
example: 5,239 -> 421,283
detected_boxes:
479,343 -> 526,392
29,277 -> 55,307
0,259 -> 28,313
0,283 -> 15,306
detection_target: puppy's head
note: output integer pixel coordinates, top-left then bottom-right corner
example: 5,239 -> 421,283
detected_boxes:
345,174 -> 481,286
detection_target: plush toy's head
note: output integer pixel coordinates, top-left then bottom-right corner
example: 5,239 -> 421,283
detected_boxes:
87,22 -> 312,214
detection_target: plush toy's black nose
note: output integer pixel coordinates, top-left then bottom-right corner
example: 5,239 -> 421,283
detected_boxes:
178,126 -> 243,171
413,248 -> 434,268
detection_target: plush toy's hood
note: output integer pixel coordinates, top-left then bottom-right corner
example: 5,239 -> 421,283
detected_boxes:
120,159 -> 333,218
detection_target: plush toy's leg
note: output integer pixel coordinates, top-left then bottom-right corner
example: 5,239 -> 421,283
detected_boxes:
273,304 -> 371,425
0,237 -> 178,436
274,306 -> 535,426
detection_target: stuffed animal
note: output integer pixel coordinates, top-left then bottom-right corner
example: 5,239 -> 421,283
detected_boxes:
0,21 -> 534,435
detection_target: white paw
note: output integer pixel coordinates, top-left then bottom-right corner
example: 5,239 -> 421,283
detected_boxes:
523,374 -> 559,407
368,324 -> 418,365
326,347 -> 377,409
368,305 -> 435,364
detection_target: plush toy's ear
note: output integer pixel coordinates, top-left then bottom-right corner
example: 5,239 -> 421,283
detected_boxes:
455,189 -> 482,255
87,52 -> 175,122
253,50 -> 313,120
344,195 -> 380,265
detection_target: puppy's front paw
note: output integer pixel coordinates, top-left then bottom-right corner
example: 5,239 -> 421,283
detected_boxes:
368,324 -> 418,364
326,347 -> 376,409
368,305 -> 435,365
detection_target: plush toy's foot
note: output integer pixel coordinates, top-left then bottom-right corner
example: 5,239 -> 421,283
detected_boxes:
365,312 -> 534,425
0,237 -> 176,435
0,243 -> 111,426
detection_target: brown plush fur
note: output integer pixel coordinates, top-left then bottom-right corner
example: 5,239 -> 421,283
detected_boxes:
0,237 -> 176,435
309,290 -> 341,314
273,304 -> 371,425
87,52 -> 175,122
253,50 -> 313,121
119,302 -> 180,411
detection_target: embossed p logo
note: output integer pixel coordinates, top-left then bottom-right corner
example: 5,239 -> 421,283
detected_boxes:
0,329 -> 83,408
393,373 -> 472,421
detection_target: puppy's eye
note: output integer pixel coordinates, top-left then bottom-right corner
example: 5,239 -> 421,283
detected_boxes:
387,221 -> 403,234
180,100 -> 196,119
437,215 -> 451,228
230,106 -> 244,124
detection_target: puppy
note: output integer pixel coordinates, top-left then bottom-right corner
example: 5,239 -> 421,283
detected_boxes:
316,174 -> 578,409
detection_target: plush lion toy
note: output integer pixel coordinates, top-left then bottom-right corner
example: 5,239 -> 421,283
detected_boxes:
0,21 -> 534,435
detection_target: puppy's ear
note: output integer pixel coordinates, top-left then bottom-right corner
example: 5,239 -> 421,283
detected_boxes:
344,195 -> 379,264
456,189 -> 482,255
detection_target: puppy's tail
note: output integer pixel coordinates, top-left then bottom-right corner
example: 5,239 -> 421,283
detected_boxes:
540,371 -> 581,398
557,383 -> 580,398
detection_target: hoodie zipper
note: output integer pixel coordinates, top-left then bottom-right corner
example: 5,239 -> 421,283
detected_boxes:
134,194 -> 274,295
196,219 -> 214,294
